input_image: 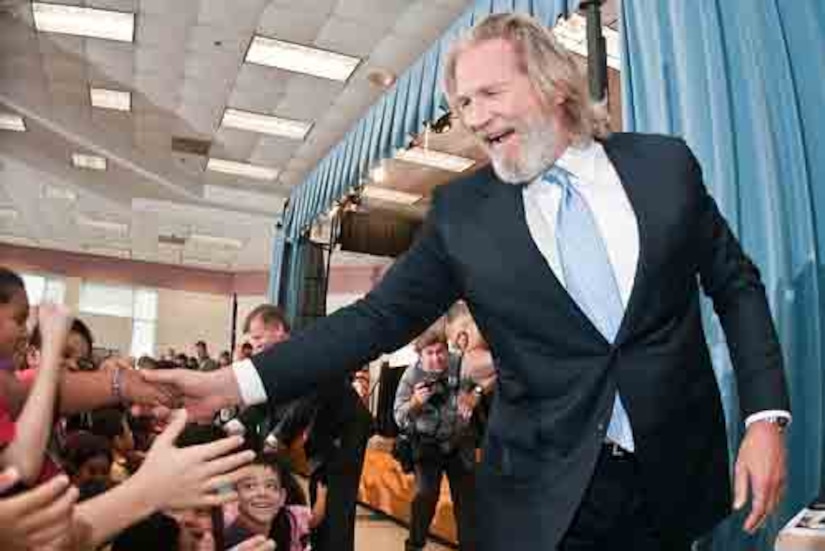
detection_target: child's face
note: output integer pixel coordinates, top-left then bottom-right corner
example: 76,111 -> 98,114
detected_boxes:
236,464 -> 286,525
0,289 -> 28,359
76,454 -> 112,487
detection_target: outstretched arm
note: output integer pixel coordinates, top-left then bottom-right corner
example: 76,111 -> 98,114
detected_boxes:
687,142 -> 789,533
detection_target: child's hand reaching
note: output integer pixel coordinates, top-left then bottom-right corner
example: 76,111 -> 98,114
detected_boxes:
37,303 -> 71,363
0,468 -> 79,550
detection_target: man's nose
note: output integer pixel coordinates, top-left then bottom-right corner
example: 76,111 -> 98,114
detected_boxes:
463,101 -> 492,133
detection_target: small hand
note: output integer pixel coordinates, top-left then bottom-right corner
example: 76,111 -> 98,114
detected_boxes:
457,390 -> 479,421
734,420 -> 788,533
140,368 -> 242,423
131,409 -> 255,511
37,303 -> 71,358
0,469 -> 79,550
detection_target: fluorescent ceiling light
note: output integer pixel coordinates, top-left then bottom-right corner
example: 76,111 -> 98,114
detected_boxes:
206,158 -> 279,181
362,186 -> 422,206
221,108 -> 312,140
85,246 -> 130,259
90,87 -> 131,111
394,147 -> 475,173
189,233 -> 244,250
553,14 -> 621,70
246,36 -> 360,81
72,153 -> 107,171
76,214 -> 128,234
0,235 -> 38,247
0,207 -> 19,220
0,113 -> 26,132
183,257 -> 230,270
42,184 -> 77,201
32,3 -> 135,43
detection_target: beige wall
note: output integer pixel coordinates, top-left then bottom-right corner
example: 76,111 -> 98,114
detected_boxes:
82,314 -> 133,355
44,276 -> 262,358
155,289 -> 233,358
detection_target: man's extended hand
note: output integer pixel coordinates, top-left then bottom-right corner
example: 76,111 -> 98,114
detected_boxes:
140,368 -> 243,423
733,420 -> 788,533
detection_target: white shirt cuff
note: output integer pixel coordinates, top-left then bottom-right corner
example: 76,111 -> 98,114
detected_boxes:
232,359 -> 268,406
744,410 -> 792,428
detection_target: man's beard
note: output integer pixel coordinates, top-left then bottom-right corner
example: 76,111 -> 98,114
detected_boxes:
486,119 -> 559,184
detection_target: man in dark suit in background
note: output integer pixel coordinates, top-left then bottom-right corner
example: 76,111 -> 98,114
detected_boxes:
238,304 -> 371,551
146,12 -> 790,551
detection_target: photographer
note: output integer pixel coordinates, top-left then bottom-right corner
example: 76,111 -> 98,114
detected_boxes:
394,326 -> 477,551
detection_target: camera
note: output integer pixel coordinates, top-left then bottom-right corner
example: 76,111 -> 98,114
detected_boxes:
421,372 -> 449,405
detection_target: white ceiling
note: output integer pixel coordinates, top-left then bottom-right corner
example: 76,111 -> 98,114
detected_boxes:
0,0 -> 473,270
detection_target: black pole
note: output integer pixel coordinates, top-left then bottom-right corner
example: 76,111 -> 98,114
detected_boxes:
230,292 -> 238,354
581,0 -> 607,102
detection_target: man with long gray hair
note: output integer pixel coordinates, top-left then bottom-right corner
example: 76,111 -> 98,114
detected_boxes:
146,12 -> 789,551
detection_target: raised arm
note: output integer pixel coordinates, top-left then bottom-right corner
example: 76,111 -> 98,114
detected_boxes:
0,304 -> 68,483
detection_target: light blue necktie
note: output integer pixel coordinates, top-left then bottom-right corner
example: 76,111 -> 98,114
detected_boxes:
546,166 -> 635,452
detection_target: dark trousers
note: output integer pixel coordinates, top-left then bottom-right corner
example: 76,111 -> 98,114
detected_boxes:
406,446 -> 476,551
558,445 -> 693,551
309,406 -> 371,551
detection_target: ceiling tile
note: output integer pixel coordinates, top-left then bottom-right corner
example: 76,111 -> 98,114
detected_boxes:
275,75 -> 341,121
186,25 -> 251,57
227,85 -> 286,115
196,0 -> 267,28
334,0 -> 409,22
314,16 -> 386,58
41,34 -> 86,57
133,73 -> 182,111
42,57 -> 87,84
87,0 -> 139,11
135,45 -> 186,77
212,128 -> 260,161
256,4 -> 331,44
367,32 -> 430,75
393,1 -> 461,43
84,40 -> 135,84
135,11 -> 194,48
265,0 -> 337,13
248,135 -> 300,166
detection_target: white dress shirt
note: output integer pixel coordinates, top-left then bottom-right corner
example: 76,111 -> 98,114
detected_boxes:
233,139 -> 789,427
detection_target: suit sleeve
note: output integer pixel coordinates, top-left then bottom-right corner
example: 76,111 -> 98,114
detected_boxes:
250,192 -> 462,405
686,143 -> 791,419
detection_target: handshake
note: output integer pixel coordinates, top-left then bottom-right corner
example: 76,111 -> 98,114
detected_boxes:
136,365 -> 247,423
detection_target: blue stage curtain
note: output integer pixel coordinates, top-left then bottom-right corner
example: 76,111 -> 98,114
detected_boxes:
622,1 -> 825,549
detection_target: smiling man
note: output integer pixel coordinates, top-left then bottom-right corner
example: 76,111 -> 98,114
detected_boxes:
145,12 -> 790,551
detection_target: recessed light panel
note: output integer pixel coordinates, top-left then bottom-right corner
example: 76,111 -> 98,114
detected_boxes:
246,36 -> 360,81
32,3 -> 135,43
